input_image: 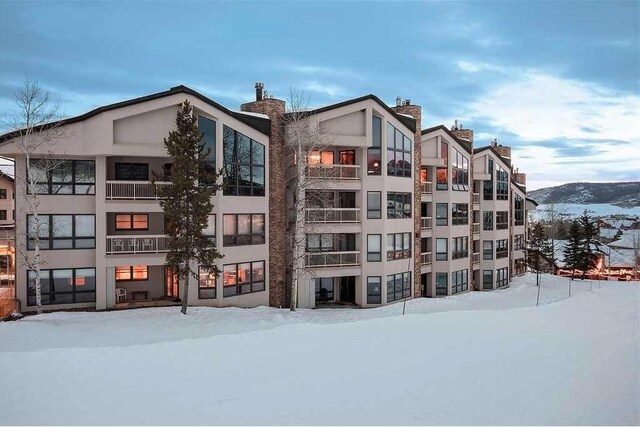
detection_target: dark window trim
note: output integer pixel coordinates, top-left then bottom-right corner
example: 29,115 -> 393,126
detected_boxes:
367,276 -> 382,304
222,260 -> 266,298
222,125 -> 266,197
223,213 -> 266,246
115,265 -> 149,282
386,232 -> 411,261
387,192 -> 412,219
27,267 -> 96,306
115,213 -> 149,231
198,265 -> 217,299
386,271 -> 411,303
367,234 -> 382,262
27,159 -> 96,195
367,191 -> 382,219
114,162 -> 149,181
27,214 -> 96,251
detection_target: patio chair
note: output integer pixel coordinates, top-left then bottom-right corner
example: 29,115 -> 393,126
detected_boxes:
127,238 -> 139,253
142,238 -> 154,252
115,288 -> 127,303
112,238 -> 124,253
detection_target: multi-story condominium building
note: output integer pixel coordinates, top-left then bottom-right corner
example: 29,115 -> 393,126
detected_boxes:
0,83 -> 530,313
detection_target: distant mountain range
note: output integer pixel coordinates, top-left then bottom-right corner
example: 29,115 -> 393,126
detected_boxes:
529,182 -> 640,208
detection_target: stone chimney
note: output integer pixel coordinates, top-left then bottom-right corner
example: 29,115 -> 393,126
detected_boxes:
513,172 -> 526,186
450,119 -> 474,144
494,144 -> 511,160
240,84 -> 288,308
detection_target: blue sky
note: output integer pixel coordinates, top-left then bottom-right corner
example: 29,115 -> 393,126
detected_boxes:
1,1 -> 638,190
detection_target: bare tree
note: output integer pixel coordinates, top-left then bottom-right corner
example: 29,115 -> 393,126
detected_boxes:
540,203 -> 567,264
6,78 -> 64,314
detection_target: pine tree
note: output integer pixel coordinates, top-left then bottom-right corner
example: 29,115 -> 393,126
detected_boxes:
577,210 -> 599,279
563,219 -> 582,278
157,100 -> 223,315
527,222 -> 551,286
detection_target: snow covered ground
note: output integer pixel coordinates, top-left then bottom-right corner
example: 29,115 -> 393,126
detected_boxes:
0,274 -> 638,425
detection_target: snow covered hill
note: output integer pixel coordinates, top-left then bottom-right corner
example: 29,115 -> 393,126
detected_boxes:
529,181 -> 640,207
0,274 -> 638,425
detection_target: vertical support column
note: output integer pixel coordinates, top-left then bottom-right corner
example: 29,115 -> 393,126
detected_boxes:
94,155 -> 108,310
105,266 -> 115,308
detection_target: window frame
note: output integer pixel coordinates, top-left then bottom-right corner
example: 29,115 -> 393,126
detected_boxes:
436,238 -> 448,261
386,232 -> 411,261
115,213 -> 149,231
452,236 -> 469,260
387,192 -> 412,219
367,234 -> 382,262
222,125 -> 266,197
222,260 -> 265,297
198,266 -> 217,299
451,203 -> 469,226
367,191 -> 382,219
483,240 -> 494,260
115,265 -> 149,282
436,203 -> 448,226
27,214 -> 96,250
27,159 -> 96,195
367,276 -> 382,304
222,213 -> 265,246
386,271 -> 411,303
27,267 -> 96,306
386,123 -> 412,177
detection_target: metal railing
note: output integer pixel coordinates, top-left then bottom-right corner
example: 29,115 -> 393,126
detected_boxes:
305,208 -> 360,223
106,235 -> 169,254
473,253 -> 480,264
306,164 -> 361,180
421,217 -> 433,230
472,223 -> 480,234
420,252 -> 432,265
420,181 -> 433,194
473,193 -> 480,204
305,251 -> 360,268
106,181 -> 172,200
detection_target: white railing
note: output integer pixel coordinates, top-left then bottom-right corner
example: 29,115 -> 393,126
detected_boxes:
421,252 -> 432,265
306,164 -> 361,180
473,253 -> 480,264
472,223 -> 480,234
305,208 -> 360,223
105,181 -> 172,200
305,251 -> 360,268
106,235 -> 169,254
420,181 -> 433,194
473,193 -> 480,204
421,217 -> 433,230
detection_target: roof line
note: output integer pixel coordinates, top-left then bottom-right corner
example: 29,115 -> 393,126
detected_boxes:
473,145 -> 512,168
421,125 -> 472,154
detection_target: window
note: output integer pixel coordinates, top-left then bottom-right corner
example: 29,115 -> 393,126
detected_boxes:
223,214 -> 265,246
222,260 -> 265,297
308,150 -> 334,165
0,210 -> 5,221
27,268 -> 96,306
315,277 -> 334,302
451,204 -> 468,225
387,271 -> 411,303
436,141 -> 448,190
435,273 -> 448,296
483,240 -> 493,260
198,116 -> 217,185
27,214 -> 95,250
367,234 -> 382,262
387,192 -> 411,218
496,239 -> 508,259
0,189 -> 5,199
496,211 -> 509,230
204,214 -> 216,246
198,266 -> 217,299
386,123 -> 412,177
483,270 -> 494,290
496,166 -> 509,200
451,269 -> 468,294
451,149 -> 469,191
483,159 -> 494,200
367,191 -> 381,219
514,234 -> 525,251
483,211 -> 493,231
436,203 -> 448,226
514,195 -> 524,226
496,267 -> 508,288
436,238 -> 448,261
306,233 -> 334,252
115,266 -> 148,281
368,116 -> 382,175
387,233 -> 411,260
115,214 -> 148,230
222,125 -> 265,196
452,236 -> 468,260
367,276 -> 382,304
115,162 -> 148,181
421,237 -> 430,254
28,159 -> 95,194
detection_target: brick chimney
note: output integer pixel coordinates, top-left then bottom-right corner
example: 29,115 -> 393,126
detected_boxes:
494,144 -> 511,160
450,119 -> 474,144
240,84 -> 288,308
513,172 -> 526,186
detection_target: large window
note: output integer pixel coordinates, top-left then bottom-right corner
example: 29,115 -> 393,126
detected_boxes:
306,233 -> 334,252
367,191 -> 381,219
496,239 -> 508,259
452,149 -> 469,191
115,266 -> 148,281
222,260 -> 265,297
451,269 -> 468,294
367,234 -> 382,262
367,276 -> 382,304
198,266 -> 217,299
223,214 -> 265,246
386,123 -> 412,177
436,203 -> 448,226
496,267 -> 508,288
27,268 -> 96,306
483,211 -> 493,231
483,159 -> 493,200
483,270 -> 494,290
115,162 -> 148,181
222,125 -> 265,196
436,141 -> 448,190
452,236 -> 469,260
436,238 -> 448,261
368,116 -> 382,175
435,273 -> 448,296
315,277 -> 334,302
496,211 -> 509,230
27,214 -> 95,250
198,116 -> 217,185
514,195 -> 524,226
0,210 -> 5,221
0,189 -> 6,199
387,271 -> 411,303
387,233 -> 411,261
115,214 -> 148,230
496,166 -> 509,200
387,192 -> 411,219
452,204 -> 468,225
514,234 -> 525,251
28,159 -> 95,195
483,240 -> 493,260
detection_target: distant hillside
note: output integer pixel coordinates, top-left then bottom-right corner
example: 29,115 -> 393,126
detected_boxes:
529,182 -> 640,208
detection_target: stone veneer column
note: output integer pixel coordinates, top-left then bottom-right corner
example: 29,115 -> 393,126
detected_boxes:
240,98 -> 288,308
392,104 -> 422,298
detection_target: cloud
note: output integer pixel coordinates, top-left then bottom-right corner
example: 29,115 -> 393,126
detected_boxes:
276,63 -> 362,81
303,81 -> 347,98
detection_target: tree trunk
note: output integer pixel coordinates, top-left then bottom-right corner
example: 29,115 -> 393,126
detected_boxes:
290,142 -> 306,312
181,268 -> 189,315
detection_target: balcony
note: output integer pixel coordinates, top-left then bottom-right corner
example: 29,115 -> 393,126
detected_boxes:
421,217 -> 433,230
472,223 -> 480,235
420,181 -> 433,194
306,164 -> 360,180
473,253 -> 480,264
106,235 -> 169,255
305,251 -> 360,268
305,208 -> 360,224
473,193 -> 480,205
420,252 -> 432,265
106,181 -> 172,200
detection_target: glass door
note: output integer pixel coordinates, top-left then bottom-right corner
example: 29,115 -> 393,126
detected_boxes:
164,267 -> 179,299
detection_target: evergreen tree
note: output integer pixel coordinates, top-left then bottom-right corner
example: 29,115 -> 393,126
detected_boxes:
577,210 -> 599,279
157,100 -> 223,315
563,219 -> 582,278
527,222 -> 551,286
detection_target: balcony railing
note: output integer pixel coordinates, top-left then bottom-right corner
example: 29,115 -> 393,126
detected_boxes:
305,251 -> 360,268
472,223 -> 480,234
306,164 -> 361,180
420,252 -> 432,265
305,208 -> 360,223
420,181 -> 433,194
473,253 -> 480,264
106,180 -> 172,200
473,193 -> 480,204
106,235 -> 169,254
421,217 -> 433,230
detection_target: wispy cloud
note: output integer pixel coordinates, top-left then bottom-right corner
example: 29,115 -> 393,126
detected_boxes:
277,63 -> 362,81
303,81 -> 347,98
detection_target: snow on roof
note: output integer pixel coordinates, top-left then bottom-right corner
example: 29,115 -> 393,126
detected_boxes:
599,228 -> 619,239
606,248 -> 637,267
233,110 -> 270,119
397,113 -> 415,119
610,230 -> 640,249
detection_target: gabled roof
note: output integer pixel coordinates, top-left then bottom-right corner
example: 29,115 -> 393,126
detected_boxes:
283,94 -> 417,133
473,145 -> 512,168
526,197 -> 539,207
0,85 -> 271,144
421,125 -> 472,154
0,170 -> 13,183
